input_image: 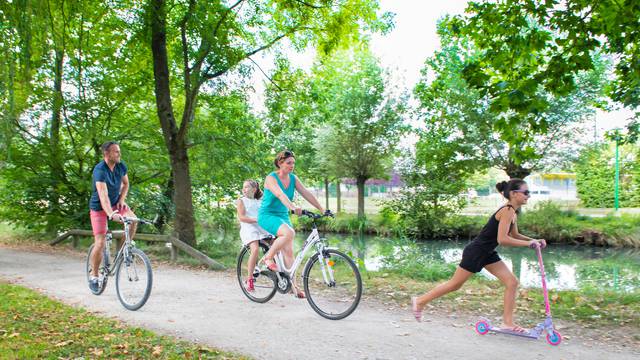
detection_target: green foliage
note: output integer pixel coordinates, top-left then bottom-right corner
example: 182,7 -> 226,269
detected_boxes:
452,0 -> 640,137
313,48 -> 408,216
574,143 -> 640,207
416,18 -> 607,177
0,0 -> 392,239
0,1 -> 165,232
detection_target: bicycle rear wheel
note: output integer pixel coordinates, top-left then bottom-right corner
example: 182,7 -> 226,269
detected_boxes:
115,247 -> 153,311
236,242 -> 277,303
86,244 -> 108,295
303,249 -> 362,320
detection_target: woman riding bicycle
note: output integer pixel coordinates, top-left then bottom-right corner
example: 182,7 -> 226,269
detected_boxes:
258,150 -> 326,298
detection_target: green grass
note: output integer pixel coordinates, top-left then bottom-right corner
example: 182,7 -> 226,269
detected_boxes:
0,282 -> 249,359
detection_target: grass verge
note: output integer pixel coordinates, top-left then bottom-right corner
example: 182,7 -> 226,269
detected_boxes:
0,282 -> 249,359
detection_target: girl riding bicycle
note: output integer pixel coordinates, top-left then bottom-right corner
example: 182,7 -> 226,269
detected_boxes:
258,150 -> 326,299
411,178 -> 546,333
236,180 -> 270,292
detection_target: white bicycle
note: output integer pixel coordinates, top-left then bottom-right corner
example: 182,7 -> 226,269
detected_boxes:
236,210 -> 363,320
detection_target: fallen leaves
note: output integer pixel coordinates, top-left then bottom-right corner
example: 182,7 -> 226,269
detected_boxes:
152,345 -> 163,356
54,340 -> 73,347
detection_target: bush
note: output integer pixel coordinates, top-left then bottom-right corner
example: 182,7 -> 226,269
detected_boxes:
519,201 -> 640,247
575,143 -> 640,208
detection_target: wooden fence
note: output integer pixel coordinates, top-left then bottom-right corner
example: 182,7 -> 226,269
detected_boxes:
50,230 -> 225,270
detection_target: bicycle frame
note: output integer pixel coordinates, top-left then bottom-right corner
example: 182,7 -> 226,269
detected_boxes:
103,219 -> 137,277
272,223 -> 335,287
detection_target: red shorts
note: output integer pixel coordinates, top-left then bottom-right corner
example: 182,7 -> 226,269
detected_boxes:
89,206 -> 118,236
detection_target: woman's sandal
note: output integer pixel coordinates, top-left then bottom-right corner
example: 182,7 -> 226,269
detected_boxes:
411,297 -> 422,322
259,257 -> 278,272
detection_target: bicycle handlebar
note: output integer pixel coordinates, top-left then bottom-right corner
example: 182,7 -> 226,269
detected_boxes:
290,209 -> 334,219
112,216 -> 155,225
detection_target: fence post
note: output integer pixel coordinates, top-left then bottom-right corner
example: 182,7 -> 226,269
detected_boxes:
170,232 -> 178,262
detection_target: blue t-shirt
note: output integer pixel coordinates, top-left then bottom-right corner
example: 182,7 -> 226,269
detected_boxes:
89,160 -> 127,211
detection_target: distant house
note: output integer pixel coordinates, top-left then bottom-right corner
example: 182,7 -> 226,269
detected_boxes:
527,172 -> 577,200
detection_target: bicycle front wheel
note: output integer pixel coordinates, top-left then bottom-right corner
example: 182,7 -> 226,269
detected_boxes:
303,249 -> 362,320
115,247 -> 153,311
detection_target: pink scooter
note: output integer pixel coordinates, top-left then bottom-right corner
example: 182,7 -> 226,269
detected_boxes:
475,244 -> 562,346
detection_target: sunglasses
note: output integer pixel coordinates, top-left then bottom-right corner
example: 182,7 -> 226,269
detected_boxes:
513,190 -> 530,196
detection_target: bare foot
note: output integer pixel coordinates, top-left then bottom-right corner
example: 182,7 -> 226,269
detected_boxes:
411,297 -> 423,322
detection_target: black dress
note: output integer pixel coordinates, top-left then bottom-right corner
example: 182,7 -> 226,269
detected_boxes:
459,205 -> 515,273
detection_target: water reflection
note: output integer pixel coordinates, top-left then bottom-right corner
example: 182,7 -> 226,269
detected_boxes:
300,233 -> 640,292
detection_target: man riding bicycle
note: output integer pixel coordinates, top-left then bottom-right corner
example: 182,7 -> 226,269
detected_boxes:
88,141 -> 137,292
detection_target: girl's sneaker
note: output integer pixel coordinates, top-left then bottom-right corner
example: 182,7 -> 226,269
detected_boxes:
246,278 -> 255,292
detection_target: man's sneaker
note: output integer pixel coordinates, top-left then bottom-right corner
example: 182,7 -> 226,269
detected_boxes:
89,277 -> 100,292
246,278 -> 255,292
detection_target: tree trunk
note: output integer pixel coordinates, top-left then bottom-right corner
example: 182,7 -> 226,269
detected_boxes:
504,161 -> 532,179
47,48 -> 64,234
171,146 -> 196,245
324,177 -> 330,211
157,172 -> 174,234
336,179 -> 341,213
149,0 -> 196,246
356,176 -> 366,219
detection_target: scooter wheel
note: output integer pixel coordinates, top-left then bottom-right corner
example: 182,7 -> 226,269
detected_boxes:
475,320 -> 490,335
546,330 -> 562,346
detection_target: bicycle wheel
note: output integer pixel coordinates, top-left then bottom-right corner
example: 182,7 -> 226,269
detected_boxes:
303,249 -> 362,320
236,242 -> 277,303
115,247 -> 153,311
86,244 -> 108,295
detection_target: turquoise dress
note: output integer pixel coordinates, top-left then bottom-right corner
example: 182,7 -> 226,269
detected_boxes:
258,172 -> 296,236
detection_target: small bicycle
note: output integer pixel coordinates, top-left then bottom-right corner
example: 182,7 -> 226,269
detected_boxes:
236,210 -> 363,320
86,216 -> 154,311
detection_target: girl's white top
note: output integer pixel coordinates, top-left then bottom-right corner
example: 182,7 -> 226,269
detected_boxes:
239,196 -> 269,245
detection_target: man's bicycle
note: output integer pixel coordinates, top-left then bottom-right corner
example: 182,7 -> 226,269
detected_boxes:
236,210 -> 363,320
86,216 -> 154,311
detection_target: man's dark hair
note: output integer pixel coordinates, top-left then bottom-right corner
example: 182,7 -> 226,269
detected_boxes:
101,141 -> 119,154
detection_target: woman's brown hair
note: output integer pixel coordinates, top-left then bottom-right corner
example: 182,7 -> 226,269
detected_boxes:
274,150 -> 295,168
495,178 -> 527,200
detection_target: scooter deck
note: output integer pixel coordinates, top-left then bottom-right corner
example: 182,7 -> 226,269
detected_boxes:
489,327 -> 539,339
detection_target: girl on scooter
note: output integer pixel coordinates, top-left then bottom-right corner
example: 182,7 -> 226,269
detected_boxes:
411,178 -> 546,333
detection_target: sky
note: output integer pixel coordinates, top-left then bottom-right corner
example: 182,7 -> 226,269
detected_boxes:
249,0 -> 634,138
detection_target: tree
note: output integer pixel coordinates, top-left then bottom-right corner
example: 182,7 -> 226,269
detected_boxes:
313,49 -> 407,218
0,1 -> 166,232
145,0 -> 391,245
450,0 -> 640,141
574,142 -> 640,207
415,19 -> 607,179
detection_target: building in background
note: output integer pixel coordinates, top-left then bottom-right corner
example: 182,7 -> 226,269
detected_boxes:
527,173 -> 577,200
